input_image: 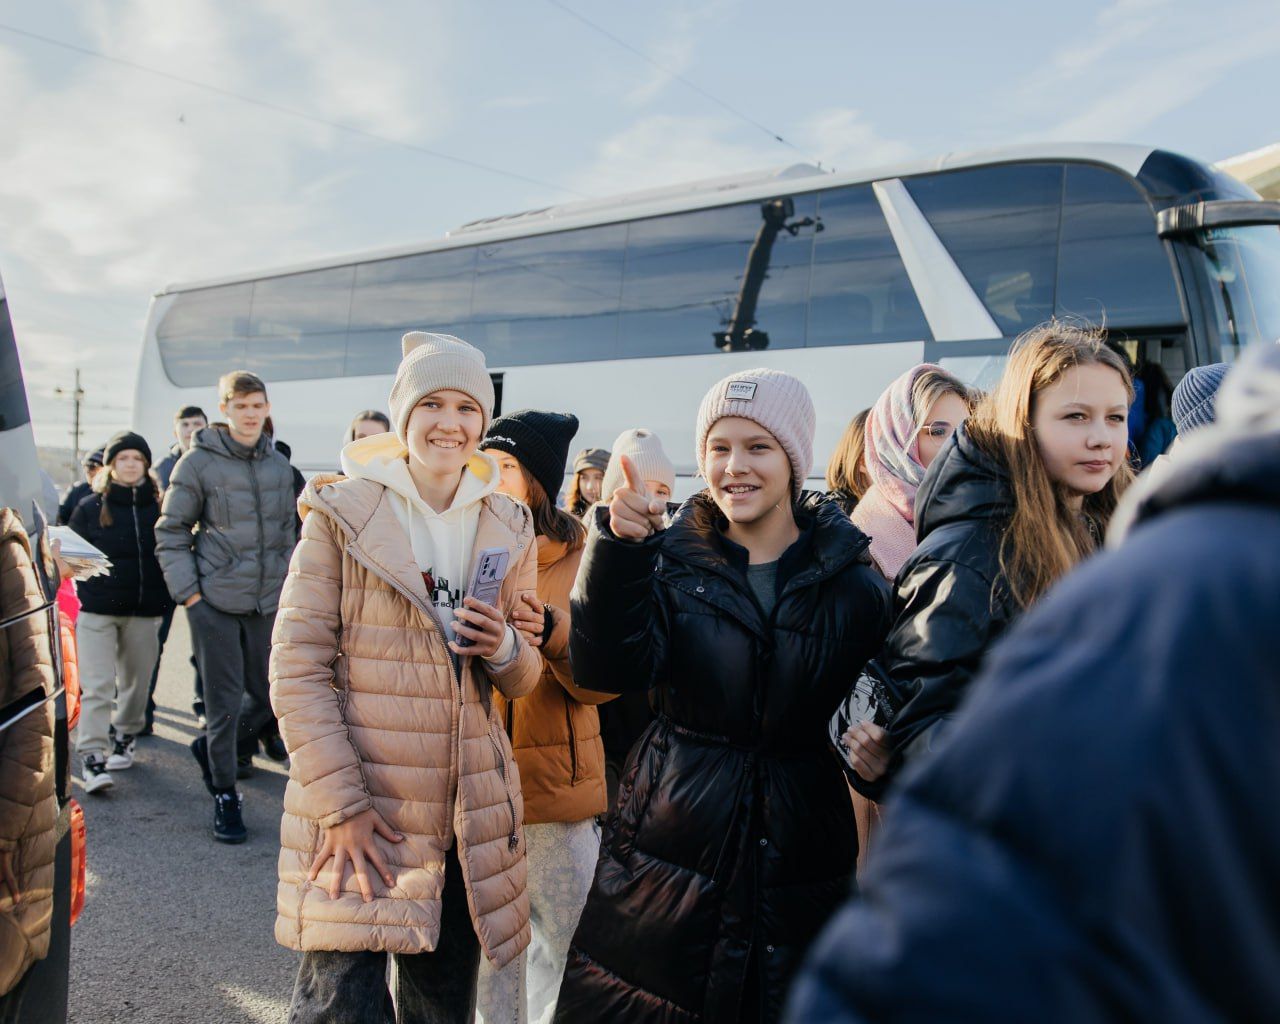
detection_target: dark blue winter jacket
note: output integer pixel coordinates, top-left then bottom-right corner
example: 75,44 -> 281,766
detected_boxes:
786,431 -> 1280,1022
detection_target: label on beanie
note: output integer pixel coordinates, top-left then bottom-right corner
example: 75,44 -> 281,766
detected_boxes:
726,381 -> 758,401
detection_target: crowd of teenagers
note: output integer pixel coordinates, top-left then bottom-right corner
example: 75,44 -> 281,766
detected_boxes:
59,319 -> 1280,1023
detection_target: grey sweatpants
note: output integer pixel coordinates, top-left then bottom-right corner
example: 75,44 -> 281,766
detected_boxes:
475,817 -> 601,1024
75,612 -> 161,755
186,599 -> 275,789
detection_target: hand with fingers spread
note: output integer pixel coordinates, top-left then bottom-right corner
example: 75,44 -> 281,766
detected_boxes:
608,453 -> 669,542
843,721 -> 891,783
511,592 -> 545,648
449,596 -> 508,658
309,807 -> 404,903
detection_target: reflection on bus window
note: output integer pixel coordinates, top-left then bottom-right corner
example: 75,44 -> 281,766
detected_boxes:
619,196 -> 814,359
906,164 -> 1061,334
1196,225 -> 1280,362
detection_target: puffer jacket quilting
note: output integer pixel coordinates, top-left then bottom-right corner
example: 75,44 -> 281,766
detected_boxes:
0,509 -> 58,997
155,425 -> 297,614
270,474 -> 542,967
556,492 -> 892,1023
493,536 -> 615,825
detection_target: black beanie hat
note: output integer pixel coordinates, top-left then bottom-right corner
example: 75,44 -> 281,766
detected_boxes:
105,430 -> 153,469
483,410 -> 579,503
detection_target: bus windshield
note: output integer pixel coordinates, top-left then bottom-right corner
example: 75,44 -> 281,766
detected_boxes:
1193,224 -> 1280,362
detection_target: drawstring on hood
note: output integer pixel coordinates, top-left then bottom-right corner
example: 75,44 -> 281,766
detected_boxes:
340,432 -> 502,643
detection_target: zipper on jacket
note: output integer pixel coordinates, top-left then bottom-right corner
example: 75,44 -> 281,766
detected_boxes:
343,539 -> 515,849
489,728 -> 520,852
565,693 -> 579,784
132,487 -> 145,612
249,457 -> 265,613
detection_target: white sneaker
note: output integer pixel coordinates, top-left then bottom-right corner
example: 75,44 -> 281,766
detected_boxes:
106,734 -> 136,771
82,753 -> 114,794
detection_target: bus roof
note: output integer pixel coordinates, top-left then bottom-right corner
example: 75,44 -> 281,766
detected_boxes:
158,141 -> 1157,297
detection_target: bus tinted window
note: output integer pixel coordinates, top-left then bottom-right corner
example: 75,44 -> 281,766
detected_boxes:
469,224 -> 625,366
619,195 -> 815,357
1056,165 -> 1182,326
808,185 -> 931,346
347,248 -> 476,375
907,164 -> 1062,335
246,267 -> 352,381
156,284 -> 251,388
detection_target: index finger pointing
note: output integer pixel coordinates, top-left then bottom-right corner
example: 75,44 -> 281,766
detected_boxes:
618,454 -> 649,499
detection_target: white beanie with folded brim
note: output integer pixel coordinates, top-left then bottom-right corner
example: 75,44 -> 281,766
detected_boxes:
601,428 -> 676,500
389,331 -> 495,444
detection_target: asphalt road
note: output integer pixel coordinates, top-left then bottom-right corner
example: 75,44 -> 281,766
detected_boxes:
69,608 -> 297,1023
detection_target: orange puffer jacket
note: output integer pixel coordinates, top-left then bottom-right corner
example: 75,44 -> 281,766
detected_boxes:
269,476 -> 542,967
493,536 -> 614,825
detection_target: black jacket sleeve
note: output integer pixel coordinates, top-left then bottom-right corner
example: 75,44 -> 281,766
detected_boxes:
568,511 -> 668,695
880,555 -> 1002,774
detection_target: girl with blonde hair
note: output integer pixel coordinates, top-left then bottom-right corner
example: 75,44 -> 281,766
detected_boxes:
845,321 -> 1133,791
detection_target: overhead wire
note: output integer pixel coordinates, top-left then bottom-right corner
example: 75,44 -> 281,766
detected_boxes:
0,21 -> 589,198
543,0 -> 821,167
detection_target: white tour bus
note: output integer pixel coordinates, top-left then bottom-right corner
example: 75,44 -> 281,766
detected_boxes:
132,142 -> 1280,487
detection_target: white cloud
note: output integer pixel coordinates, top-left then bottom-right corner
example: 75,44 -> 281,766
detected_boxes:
625,0 -> 737,106
0,0 -> 456,445
573,107 -> 912,196
1010,0 -> 1280,142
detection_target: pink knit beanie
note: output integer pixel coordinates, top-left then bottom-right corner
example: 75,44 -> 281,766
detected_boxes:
696,368 -> 815,499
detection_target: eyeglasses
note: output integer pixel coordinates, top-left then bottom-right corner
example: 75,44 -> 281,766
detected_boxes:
917,421 -> 956,441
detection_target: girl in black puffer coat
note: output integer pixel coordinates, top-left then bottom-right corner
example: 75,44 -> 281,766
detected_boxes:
842,322 -> 1135,796
555,370 -> 891,1024
69,431 -> 172,790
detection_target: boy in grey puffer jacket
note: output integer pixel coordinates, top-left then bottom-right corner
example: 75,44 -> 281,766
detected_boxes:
155,370 -> 297,844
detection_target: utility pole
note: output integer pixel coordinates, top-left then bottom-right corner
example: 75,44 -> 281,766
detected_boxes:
54,368 -> 84,478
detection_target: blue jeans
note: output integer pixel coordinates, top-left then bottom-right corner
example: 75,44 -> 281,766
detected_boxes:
288,847 -> 480,1024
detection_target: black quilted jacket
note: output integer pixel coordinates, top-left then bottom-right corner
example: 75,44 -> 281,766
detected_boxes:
557,491 -> 891,1023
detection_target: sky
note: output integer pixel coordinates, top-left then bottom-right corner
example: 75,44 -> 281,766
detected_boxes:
3,0 -> 1279,450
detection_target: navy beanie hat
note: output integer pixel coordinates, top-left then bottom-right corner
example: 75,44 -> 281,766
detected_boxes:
1171,363 -> 1229,436
105,430 -> 153,468
483,410 -> 580,503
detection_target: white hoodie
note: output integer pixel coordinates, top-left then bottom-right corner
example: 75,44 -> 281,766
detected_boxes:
341,433 -> 515,660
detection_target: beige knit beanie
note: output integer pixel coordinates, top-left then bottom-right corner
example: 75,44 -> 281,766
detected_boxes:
696,368 -> 815,499
601,429 -> 676,499
388,331 -> 495,443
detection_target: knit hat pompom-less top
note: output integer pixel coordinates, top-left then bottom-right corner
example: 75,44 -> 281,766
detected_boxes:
388,331 -> 496,444
482,409 -> 580,503
695,368 -> 816,499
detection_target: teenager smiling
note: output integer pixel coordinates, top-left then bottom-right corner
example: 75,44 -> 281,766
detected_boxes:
555,368 -> 891,1024
270,332 -> 543,1023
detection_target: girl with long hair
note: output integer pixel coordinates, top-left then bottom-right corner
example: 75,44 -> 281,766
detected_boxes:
68,431 -> 171,791
476,410 -> 616,1024
556,368 -> 891,1023
852,365 -> 977,580
825,408 -> 872,515
845,321 -> 1133,791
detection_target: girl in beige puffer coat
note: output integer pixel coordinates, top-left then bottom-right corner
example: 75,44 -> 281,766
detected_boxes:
270,333 -> 543,1024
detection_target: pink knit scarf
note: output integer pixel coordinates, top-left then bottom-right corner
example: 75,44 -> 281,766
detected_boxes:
851,484 -> 918,580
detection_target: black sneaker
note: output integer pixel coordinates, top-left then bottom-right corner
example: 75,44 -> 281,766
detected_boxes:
81,753 -> 114,795
213,790 -> 247,844
190,735 -> 215,796
236,754 -> 255,780
106,734 -> 136,771
261,734 -> 289,763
